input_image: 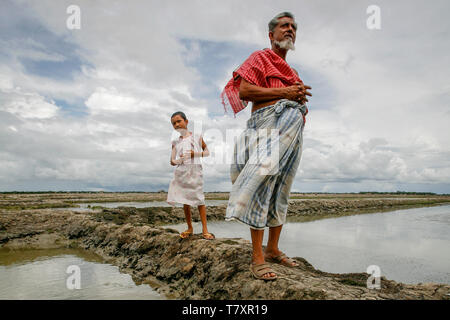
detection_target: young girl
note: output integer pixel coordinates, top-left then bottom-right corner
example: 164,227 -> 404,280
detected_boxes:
167,111 -> 215,240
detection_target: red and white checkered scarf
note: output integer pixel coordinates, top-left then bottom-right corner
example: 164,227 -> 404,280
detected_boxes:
221,48 -> 304,115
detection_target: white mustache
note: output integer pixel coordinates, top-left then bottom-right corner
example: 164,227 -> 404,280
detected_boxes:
274,39 -> 295,51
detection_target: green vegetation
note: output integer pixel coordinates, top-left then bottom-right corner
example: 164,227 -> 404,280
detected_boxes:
0,203 -> 77,210
286,200 -> 450,223
2,191 -> 443,195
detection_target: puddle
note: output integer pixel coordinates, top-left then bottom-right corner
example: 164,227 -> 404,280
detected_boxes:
0,248 -> 163,300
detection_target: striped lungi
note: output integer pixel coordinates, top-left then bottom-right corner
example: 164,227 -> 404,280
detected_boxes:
225,99 -> 306,229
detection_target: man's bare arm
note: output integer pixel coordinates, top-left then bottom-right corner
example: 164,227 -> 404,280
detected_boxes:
239,78 -> 286,102
239,78 -> 311,103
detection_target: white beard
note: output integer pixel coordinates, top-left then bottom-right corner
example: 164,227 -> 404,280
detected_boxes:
274,39 -> 295,51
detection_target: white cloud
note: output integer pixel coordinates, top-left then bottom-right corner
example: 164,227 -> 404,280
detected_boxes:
0,38 -> 67,62
1,0 -> 449,192
0,87 -> 59,119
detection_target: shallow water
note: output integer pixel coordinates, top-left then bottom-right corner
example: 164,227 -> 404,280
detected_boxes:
63,200 -> 228,211
0,248 -> 162,300
165,205 -> 450,284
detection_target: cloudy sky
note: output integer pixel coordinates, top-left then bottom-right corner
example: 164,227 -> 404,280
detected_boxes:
1,0 -> 449,193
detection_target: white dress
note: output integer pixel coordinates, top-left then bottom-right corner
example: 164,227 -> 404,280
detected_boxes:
167,132 -> 205,206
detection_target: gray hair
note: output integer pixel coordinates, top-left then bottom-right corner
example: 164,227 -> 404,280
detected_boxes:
268,12 -> 296,32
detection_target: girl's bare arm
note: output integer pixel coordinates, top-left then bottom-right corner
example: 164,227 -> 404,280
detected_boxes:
201,138 -> 210,157
170,145 -> 183,165
188,137 -> 210,158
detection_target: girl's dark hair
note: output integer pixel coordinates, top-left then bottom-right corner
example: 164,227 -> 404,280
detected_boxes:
171,111 -> 187,121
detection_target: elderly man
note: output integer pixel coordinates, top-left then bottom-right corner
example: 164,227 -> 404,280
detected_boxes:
221,12 -> 311,280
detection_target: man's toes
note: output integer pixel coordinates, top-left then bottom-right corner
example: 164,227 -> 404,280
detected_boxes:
263,272 -> 275,278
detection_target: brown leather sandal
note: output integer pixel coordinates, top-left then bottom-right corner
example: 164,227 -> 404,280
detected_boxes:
202,232 -> 215,240
249,263 -> 277,280
265,252 -> 299,268
180,230 -> 193,239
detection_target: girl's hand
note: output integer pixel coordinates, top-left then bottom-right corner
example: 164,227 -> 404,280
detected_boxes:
172,154 -> 185,165
183,151 -> 194,159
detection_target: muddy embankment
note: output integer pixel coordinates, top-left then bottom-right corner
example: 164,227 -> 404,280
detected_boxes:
1,203 -> 449,300
79,196 -> 450,226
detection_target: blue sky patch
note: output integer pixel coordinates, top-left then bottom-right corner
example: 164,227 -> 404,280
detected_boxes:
1,0 -> 90,82
54,99 -> 88,118
20,57 -> 84,81
179,37 -> 336,116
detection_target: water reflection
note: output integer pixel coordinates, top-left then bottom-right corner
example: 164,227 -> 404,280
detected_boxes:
0,249 -> 162,300
62,200 -> 228,211
165,205 -> 450,284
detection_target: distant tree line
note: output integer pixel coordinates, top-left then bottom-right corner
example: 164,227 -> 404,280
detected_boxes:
290,191 -> 446,195
1,190 -> 447,196
0,191 -> 156,194
358,191 -> 437,195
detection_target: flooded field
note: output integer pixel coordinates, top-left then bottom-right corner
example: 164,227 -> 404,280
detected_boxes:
165,205 -> 450,284
1,192 -> 450,299
0,248 -> 162,300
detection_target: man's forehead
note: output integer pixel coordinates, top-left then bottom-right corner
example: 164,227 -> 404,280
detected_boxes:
276,16 -> 297,28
